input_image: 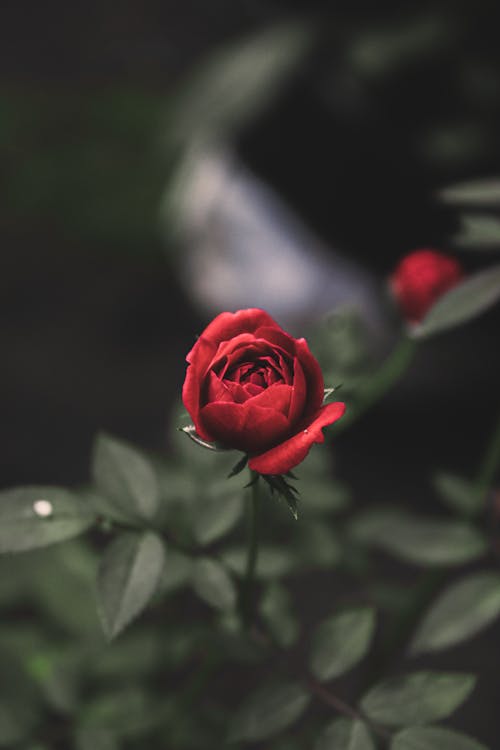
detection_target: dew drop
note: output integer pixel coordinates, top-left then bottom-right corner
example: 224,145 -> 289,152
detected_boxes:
33,499 -> 53,518
303,429 -> 309,434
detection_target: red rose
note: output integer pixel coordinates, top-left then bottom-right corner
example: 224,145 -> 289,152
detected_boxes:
182,309 -> 345,475
390,249 -> 464,324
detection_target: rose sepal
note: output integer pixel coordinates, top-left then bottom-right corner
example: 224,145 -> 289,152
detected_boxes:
260,473 -> 300,520
179,424 -> 228,452
323,385 -> 342,404
228,454 -> 249,478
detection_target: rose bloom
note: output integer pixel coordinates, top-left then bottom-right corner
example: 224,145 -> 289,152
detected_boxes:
182,309 -> 345,475
390,249 -> 464,324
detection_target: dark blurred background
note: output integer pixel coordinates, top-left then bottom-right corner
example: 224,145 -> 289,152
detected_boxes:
2,1 -> 500,741
2,0 -> 500,484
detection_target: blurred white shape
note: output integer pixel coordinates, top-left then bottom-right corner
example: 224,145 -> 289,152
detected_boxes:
33,499 -> 53,518
162,144 -> 384,333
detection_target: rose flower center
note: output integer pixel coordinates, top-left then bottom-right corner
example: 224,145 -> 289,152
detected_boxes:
226,357 -> 284,392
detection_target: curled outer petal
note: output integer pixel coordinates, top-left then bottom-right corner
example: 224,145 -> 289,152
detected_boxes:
248,402 -> 346,475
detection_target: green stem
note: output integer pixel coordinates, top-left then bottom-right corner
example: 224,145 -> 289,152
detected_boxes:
336,335 -> 417,433
240,471 -> 261,627
306,678 -> 391,741
475,407 -> 500,504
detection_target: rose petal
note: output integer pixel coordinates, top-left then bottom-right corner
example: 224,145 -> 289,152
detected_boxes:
202,309 -> 279,345
200,401 -> 290,454
248,402 -> 346,475
245,383 -> 292,414
207,371 -> 240,403
185,309 -> 279,381
242,383 -> 264,397
288,357 -> 306,423
185,333 -> 218,369
228,361 -> 254,383
216,341 -> 292,384
182,364 -> 215,441
294,337 -> 324,413
183,334 -> 220,436
254,326 -> 297,355
212,334 -> 261,376
275,349 -> 294,385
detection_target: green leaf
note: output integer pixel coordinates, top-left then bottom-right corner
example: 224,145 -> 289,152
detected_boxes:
414,265 -> 500,339
315,718 -> 375,750
361,671 -> 476,726
411,571 -> 500,655
453,214 -> 500,249
191,557 -> 236,611
29,541 -> 99,636
221,545 -> 295,579
92,433 -> 159,521
170,23 -> 313,142
193,488 -> 244,546
259,582 -> 299,648
438,178 -> 500,207
228,682 -> 310,742
79,686 -> 158,738
0,486 -> 94,553
310,608 -> 375,682
161,548 -> 193,594
391,726 -> 489,750
432,472 -> 481,516
97,531 -> 166,639
83,489 -> 134,526
349,509 -> 486,566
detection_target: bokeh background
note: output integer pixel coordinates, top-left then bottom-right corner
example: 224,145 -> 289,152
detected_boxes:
2,0 -> 500,745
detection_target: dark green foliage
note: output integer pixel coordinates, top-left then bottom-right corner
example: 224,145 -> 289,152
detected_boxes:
432,472 -> 481,516
97,531 -> 166,640
92,434 -> 160,522
228,682 -> 311,743
315,718 -> 375,750
391,726 -> 488,750
190,557 -> 237,611
0,486 -> 95,553
360,672 -> 476,726
414,265 -> 500,338
349,508 -> 487,566
309,608 -> 375,682
1,412 -> 495,748
410,572 -> 500,654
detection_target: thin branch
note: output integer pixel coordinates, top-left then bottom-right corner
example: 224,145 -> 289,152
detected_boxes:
305,677 -> 391,742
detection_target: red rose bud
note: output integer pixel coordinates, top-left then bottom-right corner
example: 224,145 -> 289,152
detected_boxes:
390,249 -> 464,324
182,309 -> 345,475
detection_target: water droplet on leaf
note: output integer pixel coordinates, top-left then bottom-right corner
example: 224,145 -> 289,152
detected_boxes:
33,499 -> 53,518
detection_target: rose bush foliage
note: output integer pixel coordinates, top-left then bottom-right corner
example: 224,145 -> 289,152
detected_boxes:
182,308 -> 345,475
